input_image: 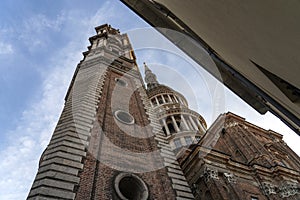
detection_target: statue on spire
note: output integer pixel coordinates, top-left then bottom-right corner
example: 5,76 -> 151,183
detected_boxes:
144,62 -> 159,89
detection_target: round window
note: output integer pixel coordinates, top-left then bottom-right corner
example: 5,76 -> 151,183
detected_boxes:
114,110 -> 134,125
114,173 -> 149,200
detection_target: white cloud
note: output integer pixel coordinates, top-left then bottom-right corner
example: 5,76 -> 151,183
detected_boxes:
0,41 -> 13,54
17,12 -> 66,52
23,13 -> 65,32
0,3 -> 118,199
0,47 -> 75,200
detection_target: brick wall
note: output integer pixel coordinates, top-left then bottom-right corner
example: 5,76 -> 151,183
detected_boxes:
75,68 -> 177,199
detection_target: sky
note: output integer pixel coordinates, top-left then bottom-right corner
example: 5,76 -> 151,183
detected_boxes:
0,1 -> 299,199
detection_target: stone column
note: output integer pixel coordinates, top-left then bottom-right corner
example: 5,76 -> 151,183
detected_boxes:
161,95 -> 166,103
181,115 -> 189,131
196,118 -> 206,133
177,97 -> 181,104
162,118 -> 170,136
174,96 -> 179,103
186,119 -> 194,130
189,116 -> 198,130
171,115 -> 180,132
149,100 -> 153,107
155,96 -> 159,106
168,94 -> 172,103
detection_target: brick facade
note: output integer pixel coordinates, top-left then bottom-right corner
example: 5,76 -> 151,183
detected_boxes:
75,67 -> 177,199
180,113 -> 300,200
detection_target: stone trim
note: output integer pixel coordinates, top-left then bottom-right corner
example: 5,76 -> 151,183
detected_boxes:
261,182 -> 276,196
223,172 -> 237,184
203,167 -> 219,183
27,62 -> 108,199
279,181 -> 299,198
114,173 -> 149,200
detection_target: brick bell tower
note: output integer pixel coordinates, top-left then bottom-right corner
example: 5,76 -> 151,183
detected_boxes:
27,24 -> 194,199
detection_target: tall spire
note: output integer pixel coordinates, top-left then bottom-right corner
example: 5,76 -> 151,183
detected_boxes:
144,62 -> 159,89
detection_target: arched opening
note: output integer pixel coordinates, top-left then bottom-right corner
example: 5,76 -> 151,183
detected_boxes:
157,95 -> 163,104
151,98 -> 157,106
167,122 -> 175,133
163,94 -> 169,103
162,127 -> 167,135
170,95 -> 176,103
176,121 -> 181,130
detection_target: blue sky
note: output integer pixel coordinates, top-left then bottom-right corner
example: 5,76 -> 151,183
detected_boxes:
0,1 -> 299,199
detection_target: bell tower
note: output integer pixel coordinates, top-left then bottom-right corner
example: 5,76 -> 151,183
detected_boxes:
27,24 -> 194,200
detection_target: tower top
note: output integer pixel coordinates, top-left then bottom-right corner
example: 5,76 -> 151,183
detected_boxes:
95,24 -> 120,35
144,62 -> 159,89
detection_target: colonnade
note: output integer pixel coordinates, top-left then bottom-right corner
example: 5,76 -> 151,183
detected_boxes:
150,93 -> 186,107
160,114 -> 205,136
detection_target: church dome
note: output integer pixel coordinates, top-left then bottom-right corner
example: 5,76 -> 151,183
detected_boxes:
146,84 -> 188,107
143,63 -> 207,154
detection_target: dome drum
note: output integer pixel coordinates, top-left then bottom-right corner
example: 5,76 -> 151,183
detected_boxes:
159,114 -> 206,136
150,92 -> 188,108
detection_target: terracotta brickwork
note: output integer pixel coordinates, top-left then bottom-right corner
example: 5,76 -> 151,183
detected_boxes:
75,67 -> 177,199
180,112 -> 300,200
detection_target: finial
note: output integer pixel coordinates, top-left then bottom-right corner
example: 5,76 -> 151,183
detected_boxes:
144,62 -> 159,87
144,62 -> 150,73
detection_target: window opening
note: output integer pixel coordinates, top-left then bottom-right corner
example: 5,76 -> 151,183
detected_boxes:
167,122 -> 175,134
157,96 -> 163,104
163,95 -> 169,103
185,136 -> 193,145
174,138 -> 182,148
151,98 -> 157,106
